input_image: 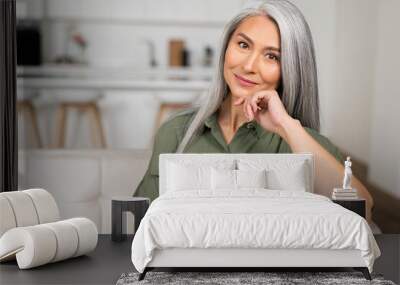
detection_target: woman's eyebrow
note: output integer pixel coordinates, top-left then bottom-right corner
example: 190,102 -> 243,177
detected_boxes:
237,32 -> 281,53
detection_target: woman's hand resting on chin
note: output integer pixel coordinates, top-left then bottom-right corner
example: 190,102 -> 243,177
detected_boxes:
233,90 -> 297,137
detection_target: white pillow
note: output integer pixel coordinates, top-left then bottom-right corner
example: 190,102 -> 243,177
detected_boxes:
211,168 -> 236,190
166,162 -> 209,191
266,163 -> 307,191
166,160 -> 235,192
236,169 -> 267,188
211,168 -> 267,190
237,159 -> 310,192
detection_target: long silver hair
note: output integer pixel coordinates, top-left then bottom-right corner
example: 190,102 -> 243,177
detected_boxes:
174,0 -> 319,153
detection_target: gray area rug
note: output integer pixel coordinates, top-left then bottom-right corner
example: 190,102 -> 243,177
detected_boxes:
116,271 -> 396,285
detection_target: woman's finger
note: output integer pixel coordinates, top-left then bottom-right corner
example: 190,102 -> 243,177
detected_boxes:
256,90 -> 274,103
242,98 -> 249,119
253,108 -> 261,121
250,98 -> 260,113
246,102 -> 254,120
250,94 -> 263,111
252,93 -> 262,104
249,96 -> 256,113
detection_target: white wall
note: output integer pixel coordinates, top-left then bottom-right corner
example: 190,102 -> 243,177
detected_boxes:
331,0 -> 377,162
368,0 -> 400,197
16,0 -> 44,19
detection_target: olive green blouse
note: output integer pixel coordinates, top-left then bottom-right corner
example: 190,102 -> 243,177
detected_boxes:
133,110 -> 344,202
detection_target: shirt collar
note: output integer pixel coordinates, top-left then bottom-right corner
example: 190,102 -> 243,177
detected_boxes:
203,110 -> 264,139
203,111 -> 218,129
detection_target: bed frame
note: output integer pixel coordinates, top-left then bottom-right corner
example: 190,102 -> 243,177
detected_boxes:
138,154 -> 372,281
139,248 -> 371,280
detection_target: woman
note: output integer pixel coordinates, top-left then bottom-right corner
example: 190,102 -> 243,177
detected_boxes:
134,0 -> 374,223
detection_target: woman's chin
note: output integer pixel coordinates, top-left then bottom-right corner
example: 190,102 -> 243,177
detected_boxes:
230,89 -> 253,99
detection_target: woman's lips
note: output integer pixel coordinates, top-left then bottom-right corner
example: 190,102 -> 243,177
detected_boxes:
234,74 -> 258,87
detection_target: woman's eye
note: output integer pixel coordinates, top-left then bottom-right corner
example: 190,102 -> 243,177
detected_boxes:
238,41 -> 248,49
265,53 -> 280,61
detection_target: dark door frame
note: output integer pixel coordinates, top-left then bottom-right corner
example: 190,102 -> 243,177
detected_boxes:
0,0 -> 17,192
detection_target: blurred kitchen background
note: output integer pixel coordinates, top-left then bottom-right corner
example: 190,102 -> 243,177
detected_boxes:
16,0 -> 399,234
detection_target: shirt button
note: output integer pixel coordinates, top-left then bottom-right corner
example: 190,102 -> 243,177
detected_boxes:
247,123 -> 255,129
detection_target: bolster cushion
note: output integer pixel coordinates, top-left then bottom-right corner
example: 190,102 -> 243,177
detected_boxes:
0,189 -> 60,237
0,218 -> 98,269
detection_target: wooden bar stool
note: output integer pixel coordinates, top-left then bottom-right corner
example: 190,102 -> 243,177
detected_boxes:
17,99 -> 43,148
54,101 -> 106,148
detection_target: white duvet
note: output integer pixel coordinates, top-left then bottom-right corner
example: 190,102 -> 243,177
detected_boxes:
131,189 -> 381,273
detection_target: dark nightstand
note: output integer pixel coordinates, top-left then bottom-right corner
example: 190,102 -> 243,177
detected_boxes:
111,196 -> 150,242
332,198 -> 366,218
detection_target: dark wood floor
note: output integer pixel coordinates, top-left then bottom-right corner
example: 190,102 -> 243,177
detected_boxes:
0,235 -> 135,285
0,234 -> 398,285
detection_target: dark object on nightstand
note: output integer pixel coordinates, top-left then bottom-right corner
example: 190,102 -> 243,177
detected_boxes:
111,197 -> 150,242
332,199 -> 366,218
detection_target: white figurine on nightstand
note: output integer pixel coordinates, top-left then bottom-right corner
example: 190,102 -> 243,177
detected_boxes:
342,156 -> 352,189
332,156 -> 358,199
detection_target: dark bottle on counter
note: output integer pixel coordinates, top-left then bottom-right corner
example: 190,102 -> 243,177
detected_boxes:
182,47 -> 190,67
203,46 -> 213,67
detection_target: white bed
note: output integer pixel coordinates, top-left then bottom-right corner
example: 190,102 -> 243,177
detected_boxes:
131,153 -> 381,281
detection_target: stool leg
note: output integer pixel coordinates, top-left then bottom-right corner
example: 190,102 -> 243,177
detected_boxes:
85,104 -> 98,147
88,103 -> 106,148
17,100 -> 43,148
55,104 -> 67,148
25,101 -> 43,148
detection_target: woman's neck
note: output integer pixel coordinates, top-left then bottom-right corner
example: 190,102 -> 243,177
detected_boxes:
217,93 -> 249,133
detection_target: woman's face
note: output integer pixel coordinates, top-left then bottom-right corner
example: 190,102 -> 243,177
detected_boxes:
223,15 -> 281,99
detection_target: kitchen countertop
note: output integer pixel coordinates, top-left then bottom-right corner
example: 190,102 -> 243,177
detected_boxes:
17,65 -> 213,92
17,77 -> 211,92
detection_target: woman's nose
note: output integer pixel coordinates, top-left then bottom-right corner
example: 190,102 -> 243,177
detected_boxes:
243,52 -> 258,73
